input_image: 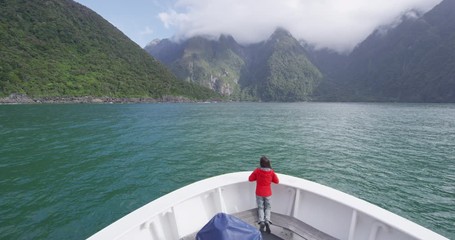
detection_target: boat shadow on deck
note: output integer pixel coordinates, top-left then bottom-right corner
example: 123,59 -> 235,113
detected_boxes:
234,209 -> 338,240
182,209 -> 338,240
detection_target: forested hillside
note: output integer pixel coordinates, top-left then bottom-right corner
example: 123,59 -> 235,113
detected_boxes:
0,0 -> 217,100
146,35 -> 246,98
148,0 -> 454,103
147,29 -> 322,102
241,28 -> 322,101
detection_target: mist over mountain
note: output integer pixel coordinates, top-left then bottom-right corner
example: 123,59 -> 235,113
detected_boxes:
148,0 -> 454,102
146,28 -> 322,101
313,0 -> 455,102
1,0 -> 450,102
158,0 -> 442,53
240,29 -> 322,101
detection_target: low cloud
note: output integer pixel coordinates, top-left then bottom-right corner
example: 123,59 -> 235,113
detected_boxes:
159,0 -> 442,53
140,26 -> 154,36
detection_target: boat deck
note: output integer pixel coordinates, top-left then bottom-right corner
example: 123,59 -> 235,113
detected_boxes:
89,172 -> 448,240
182,209 -> 338,240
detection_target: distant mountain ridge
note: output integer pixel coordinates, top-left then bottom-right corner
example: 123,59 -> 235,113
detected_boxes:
315,0 -> 455,102
0,0 -> 217,100
2,0 -> 452,102
146,28 -> 322,101
147,0 -> 455,102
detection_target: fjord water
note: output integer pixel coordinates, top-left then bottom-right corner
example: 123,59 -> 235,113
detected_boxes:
0,103 -> 454,239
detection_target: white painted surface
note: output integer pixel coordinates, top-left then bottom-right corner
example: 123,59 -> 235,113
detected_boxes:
88,172 -> 448,240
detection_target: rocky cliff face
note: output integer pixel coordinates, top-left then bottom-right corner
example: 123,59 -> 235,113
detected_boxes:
146,29 -> 322,101
147,0 -> 455,102
146,35 -> 246,98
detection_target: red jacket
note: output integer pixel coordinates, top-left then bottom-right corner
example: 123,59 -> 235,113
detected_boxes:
248,168 -> 279,197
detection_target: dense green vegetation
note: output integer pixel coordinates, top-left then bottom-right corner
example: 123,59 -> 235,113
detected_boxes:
147,35 -> 247,99
0,0 -> 218,100
149,0 -> 454,103
147,29 -> 322,102
245,29 -> 322,101
171,36 -> 245,97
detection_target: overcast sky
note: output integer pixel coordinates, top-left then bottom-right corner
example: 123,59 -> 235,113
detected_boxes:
75,0 -> 442,53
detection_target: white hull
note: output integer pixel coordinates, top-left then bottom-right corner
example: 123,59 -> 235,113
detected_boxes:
88,172 -> 447,240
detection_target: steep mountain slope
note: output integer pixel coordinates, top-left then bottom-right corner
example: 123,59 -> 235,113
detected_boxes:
147,29 -> 322,102
241,28 -> 322,101
0,0 -> 217,99
146,35 -> 246,98
320,0 -> 455,102
146,0 -> 454,102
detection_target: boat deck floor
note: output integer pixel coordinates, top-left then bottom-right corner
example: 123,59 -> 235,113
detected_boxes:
182,209 -> 338,240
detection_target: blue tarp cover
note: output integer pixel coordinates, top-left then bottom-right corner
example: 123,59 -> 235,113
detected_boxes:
196,213 -> 262,240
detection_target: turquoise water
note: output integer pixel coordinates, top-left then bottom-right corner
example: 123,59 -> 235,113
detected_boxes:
0,102 -> 454,239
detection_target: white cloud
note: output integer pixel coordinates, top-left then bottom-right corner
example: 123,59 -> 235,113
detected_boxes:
140,26 -> 154,36
158,0 -> 442,53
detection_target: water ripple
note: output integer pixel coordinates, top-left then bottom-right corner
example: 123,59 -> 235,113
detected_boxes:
0,103 -> 454,239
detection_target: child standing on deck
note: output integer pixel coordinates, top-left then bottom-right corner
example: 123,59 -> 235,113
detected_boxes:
249,156 -> 279,233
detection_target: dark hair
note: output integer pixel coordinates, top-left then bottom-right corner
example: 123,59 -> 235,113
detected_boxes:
260,156 -> 272,168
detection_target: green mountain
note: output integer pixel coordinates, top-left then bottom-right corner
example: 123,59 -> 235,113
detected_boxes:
146,35 -> 245,98
147,0 -> 454,103
312,0 -> 455,102
241,28 -> 322,101
146,29 -> 322,102
0,0 -> 217,100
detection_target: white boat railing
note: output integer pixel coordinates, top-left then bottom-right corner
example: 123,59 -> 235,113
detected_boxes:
88,172 -> 448,240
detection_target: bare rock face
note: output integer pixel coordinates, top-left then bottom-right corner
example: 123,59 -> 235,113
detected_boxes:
0,94 -> 34,104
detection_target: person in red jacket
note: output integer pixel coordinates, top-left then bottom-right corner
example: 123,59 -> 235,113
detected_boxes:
248,156 -> 279,233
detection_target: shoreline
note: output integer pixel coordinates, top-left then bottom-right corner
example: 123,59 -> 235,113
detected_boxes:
0,94 -> 222,104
